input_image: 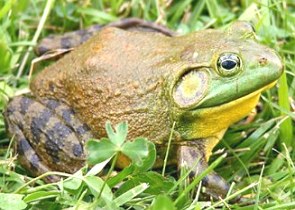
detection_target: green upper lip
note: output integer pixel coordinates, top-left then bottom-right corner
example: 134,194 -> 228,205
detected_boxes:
197,64 -> 283,109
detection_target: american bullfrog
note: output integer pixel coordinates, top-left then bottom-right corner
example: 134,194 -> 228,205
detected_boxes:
3,19 -> 283,198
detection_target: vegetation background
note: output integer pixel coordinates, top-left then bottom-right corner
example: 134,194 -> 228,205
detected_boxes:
0,0 -> 294,209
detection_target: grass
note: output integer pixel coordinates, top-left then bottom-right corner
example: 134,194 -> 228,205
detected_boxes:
0,0 -> 294,209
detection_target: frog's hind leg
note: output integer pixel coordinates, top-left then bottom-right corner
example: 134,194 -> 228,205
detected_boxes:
3,95 -> 93,181
178,144 -> 229,199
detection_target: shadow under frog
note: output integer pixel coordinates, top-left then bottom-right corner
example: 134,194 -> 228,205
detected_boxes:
3,19 -> 283,199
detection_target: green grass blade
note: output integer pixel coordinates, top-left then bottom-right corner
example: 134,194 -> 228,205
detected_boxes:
278,71 -> 294,149
113,183 -> 149,207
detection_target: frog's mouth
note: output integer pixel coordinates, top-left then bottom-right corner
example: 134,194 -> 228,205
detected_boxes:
185,81 -> 277,140
206,81 -> 276,111
194,81 -> 276,117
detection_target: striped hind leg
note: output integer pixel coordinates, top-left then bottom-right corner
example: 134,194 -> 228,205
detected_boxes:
3,95 -> 93,181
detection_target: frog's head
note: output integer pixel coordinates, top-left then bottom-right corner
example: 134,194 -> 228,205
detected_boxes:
170,21 -> 283,140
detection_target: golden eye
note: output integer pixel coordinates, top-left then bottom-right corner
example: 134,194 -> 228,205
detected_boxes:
217,53 -> 242,76
173,69 -> 209,108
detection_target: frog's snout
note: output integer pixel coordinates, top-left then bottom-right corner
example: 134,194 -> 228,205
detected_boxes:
259,50 -> 284,77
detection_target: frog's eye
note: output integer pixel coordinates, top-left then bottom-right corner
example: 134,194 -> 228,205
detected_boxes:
217,53 -> 242,76
173,69 -> 209,108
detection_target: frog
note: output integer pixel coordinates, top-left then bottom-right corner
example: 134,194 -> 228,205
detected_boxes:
3,19 -> 283,198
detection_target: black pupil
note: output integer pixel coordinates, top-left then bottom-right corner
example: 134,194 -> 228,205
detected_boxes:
221,60 -> 236,70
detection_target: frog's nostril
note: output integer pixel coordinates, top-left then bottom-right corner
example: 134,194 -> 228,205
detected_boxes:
259,57 -> 268,66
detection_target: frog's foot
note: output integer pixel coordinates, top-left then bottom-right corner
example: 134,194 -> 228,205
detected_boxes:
202,171 -> 230,199
178,144 -> 229,199
3,95 -> 93,181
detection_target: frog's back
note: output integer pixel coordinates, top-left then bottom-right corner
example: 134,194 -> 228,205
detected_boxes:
31,27 -> 179,140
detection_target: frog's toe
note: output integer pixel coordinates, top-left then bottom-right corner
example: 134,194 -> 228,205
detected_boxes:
202,171 -> 230,198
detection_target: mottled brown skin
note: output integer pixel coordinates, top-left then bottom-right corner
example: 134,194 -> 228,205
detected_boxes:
4,20 -> 283,197
34,28 -> 178,140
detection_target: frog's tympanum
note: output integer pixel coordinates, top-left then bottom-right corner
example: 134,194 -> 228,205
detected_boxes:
4,19 -> 283,198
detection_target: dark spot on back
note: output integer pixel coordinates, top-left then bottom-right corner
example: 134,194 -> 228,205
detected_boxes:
72,144 -> 83,157
61,37 -> 72,49
31,109 -> 52,143
20,97 -> 33,115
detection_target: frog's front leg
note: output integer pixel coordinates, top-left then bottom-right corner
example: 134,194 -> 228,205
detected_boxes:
3,95 -> 93,181
178,143 -> 229,198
